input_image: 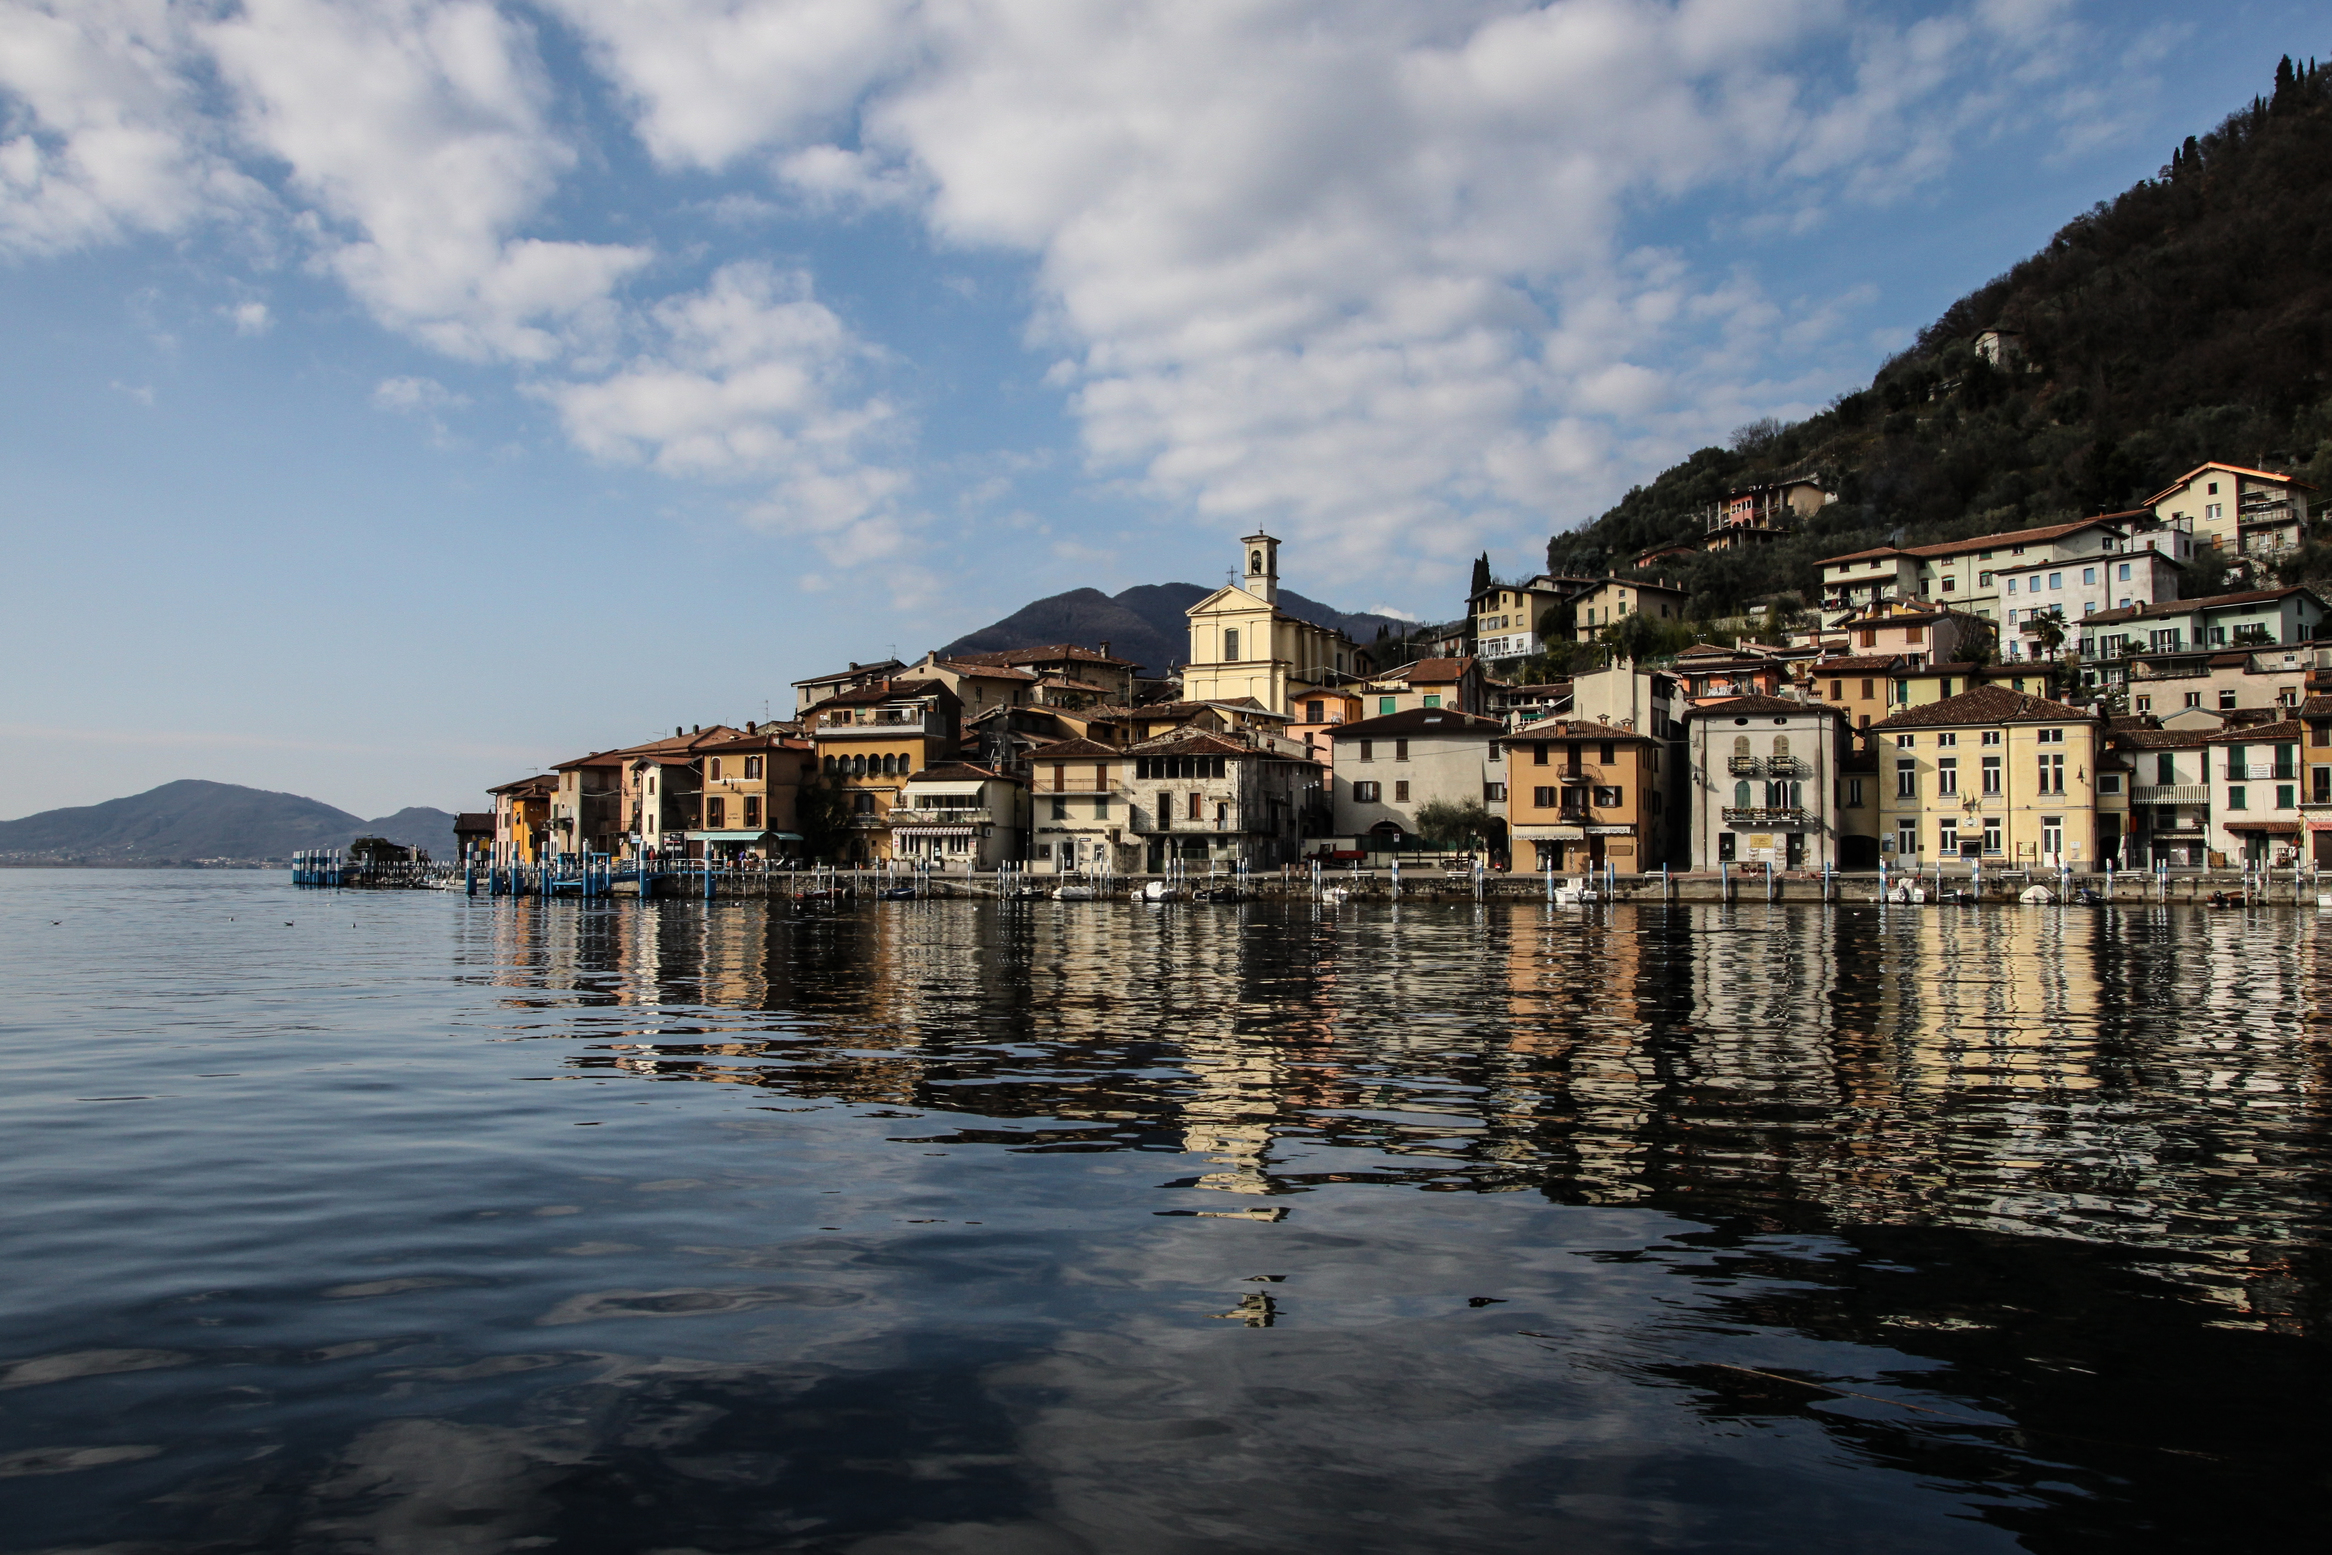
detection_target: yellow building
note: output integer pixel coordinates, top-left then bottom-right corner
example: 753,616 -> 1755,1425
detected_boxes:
1869,685 -> 2105,869
1505,718 -> 1673,871
1568,576 -> 1689,642
2145,461 -> 2315,559
486,774 -> 555,863
1182,532 -> 1368,715
808,680 -> 964,862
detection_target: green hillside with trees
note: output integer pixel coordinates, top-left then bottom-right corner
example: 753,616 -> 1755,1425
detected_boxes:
1535,55 -> 2332,665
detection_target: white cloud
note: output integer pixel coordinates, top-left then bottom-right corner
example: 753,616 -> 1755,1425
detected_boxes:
551,0 -> 2104,582
0,0 -> 262,255
373,374 -> 466,413
203,0 -> 647,362
541,262 -> 911,564
226,299 -> 272,335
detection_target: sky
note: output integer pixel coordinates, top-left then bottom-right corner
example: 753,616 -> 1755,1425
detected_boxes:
1,0 -> 2320,819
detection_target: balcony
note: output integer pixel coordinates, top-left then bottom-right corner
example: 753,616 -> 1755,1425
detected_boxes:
1727,756 -> 1765,776
1765,756 -> 1810,778
2132,662 -> 2207,680
1722,806 -> 1810,827
2130,784 -> 2208,805
2226,764 -> 2299,781
897,806 -> 997,826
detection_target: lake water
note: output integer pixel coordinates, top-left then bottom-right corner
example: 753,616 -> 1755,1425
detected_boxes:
2,869 -> 2327,1553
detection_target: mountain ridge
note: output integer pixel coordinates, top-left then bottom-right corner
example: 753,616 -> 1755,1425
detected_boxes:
1543,57 -> 2332,632
0,780 -> 461,864
940,583 -> 1415,680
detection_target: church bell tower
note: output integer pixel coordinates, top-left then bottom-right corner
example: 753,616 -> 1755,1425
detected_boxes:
1241,530 -> 1279,606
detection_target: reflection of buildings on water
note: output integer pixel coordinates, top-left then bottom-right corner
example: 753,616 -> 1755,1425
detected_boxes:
477,895 -> 2331,1331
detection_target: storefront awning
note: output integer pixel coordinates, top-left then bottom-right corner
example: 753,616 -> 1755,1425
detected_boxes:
1512,825 -> 1584,840
892,825 -> 978,837
2222,821 -> 2301,834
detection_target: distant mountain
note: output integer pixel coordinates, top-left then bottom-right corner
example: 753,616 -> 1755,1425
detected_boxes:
0,781 -> 460,864
940,583 -> 1416,679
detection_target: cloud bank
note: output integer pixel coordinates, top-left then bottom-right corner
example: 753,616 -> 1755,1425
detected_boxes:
0,0 -> 2115,583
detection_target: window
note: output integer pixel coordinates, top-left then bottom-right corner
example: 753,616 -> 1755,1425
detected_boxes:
706,797 -> 725,827
1936,758 -> 1958,797
743,756 -> 762,780
1533,742 -> 1548,765
1896,759 -> 1917,798
1846,777 -> 1865,807
2315,725 -> 2332,749
2219,690 -> 2238,710
1979,570 -> 1993,586
1306,701 -> 1324,722
1156,792 -> 1173,828
1094,795 -> 1111,818
1935,731 -> 1956,747
1860,678 -> 1874,700
1393,781 -> 1410,802
2276,785 -> 2295,810
1395,739 -> 1410,761
1358,740 -> 1373,762
2228,786 -> 2249,812
2098,774 -> 2121,795
1896,821 -> 1919,855
1379,697 -> 1397,716
1597,742 -> 1616,765
1830,680 -> 1844,701
1904,627 -> 1924,644
1593,786 -> 1622,808
2083,567 -> 2096,586
1189,792 -> 1203,820
1484,782 -> 1507,803
2316,768 -> 2331,803
708,758 -> 723,780
1896,734 -> 1915,748
1938,818 -> 1959,854
1982,817 -> 2002,855
1052,763 -> 1066,791
1035,843 -> 1052,859
2184,692 -> 2202,709
2119,562 -> 2131,581
2038,753 -> 2065,794
1533,786 -> 1557,808
1894,679 -> 1910,704
853,792 -> 874,814
1941,576 -> 1956,592
1422,695 -> 1441,709
2007,578 -> 2018,595
2048,573 -> 2062,590
1051,797 -> 1069,820
1860,629 -> 1878,648
1938,679 -> 1953,697
1224,629 -> 1240,660
2041,817 -> 2063,858
1982,756 -> 2002,795
2037,728 -> 2064,744
743,796 -> 761,828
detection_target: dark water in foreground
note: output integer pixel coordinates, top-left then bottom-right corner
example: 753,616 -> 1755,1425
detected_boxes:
2,871 -> 2329,1553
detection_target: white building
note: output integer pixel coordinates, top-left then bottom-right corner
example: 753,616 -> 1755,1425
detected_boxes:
1683,695 -> 1852,871
1996,547 -> 2183,660
892,763 -> 1029,871
1326,708 -> 1505,851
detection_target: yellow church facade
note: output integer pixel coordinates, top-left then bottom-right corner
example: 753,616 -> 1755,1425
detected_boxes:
1181,532 -> 1368,716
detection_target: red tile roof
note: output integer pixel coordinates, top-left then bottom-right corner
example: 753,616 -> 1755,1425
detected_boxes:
1684,694 -> 1844,720
1870,685 -> 2091,729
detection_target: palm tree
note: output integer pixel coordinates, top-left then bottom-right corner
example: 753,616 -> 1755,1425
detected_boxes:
2030,611 -> 2066,661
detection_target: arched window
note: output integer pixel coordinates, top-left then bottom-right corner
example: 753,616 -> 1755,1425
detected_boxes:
1249,549 -> 1263,575
822,755 -> 835,776
880,753 -> 895,776
1733,735 -> 1751,759
1771,734 -> 1791,760
851,754 -> 866,776
1733,780 -> 1751,809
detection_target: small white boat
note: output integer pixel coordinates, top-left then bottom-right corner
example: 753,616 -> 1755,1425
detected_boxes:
1552,879 -> 1597,906
2018,885 -> 2054,904
1888,883 -> 1927,904
1053,884 -> 1098,901
1319,886 -> 1351,904
1142,879 -> 1172,902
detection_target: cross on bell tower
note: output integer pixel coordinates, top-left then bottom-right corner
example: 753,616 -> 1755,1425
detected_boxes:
1241,530 -> 1279,606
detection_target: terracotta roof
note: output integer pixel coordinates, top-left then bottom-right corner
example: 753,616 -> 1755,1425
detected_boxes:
487,774 -> 557,796
1685,694 -> 1845,720
2301,696 -> 2332,720
1871,685 -> 2092,729
1675,642 -> 1740,659
1327,709 -> 1503,740
905,762 -> 1018,785
1810,655 -> 1906,673
2084,586 -> 2320,626
792,659 -> 903,688
1390,657 -> 1475,681
2111,729 -> 2217,749
951,643 -> 1138,668
454,812 -> 494,832
553,725 -> 752,770
1128,730 -> 1267,758
1026,738 -> 1121,760
925,659 -> 1040,681
1035,675 -> 1110,693
1823,546 -> 1907,566
2109,714 -> 2160,730
1111,697 -> 1289,721
696,731 -> 815,754
2144,463 -> 2317,506
1506,718 -> 1655,742
2206,719 -> 2303,744
816,679 -> 957,708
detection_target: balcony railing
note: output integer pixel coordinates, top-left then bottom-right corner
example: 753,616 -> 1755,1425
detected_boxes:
1727,756 -> 1765,776
2130,784 -> 2208,805
1765,756 -> 1809,778
1722,806 -> 1810,827
2226,764 -> 2298,780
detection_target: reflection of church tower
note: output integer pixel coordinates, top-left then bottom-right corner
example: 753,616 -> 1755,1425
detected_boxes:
1242,530 -> 1279,606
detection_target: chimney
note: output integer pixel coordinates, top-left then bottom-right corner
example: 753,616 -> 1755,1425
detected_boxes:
1100,640 -> 1110,658
675,726 -> 683,737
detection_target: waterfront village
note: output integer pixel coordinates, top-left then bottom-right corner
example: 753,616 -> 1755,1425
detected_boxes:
459,459 -> 2331,882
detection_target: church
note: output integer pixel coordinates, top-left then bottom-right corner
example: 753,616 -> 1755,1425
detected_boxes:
1179,532 -> 1371,716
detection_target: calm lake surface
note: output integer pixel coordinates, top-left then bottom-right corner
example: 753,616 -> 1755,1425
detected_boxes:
3,870 -> 2328,1553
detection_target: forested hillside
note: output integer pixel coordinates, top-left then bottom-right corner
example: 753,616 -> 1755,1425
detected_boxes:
1548,56 -> 2332,623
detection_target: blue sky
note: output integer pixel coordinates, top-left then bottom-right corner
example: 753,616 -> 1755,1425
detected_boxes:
1,0 -> 2319,818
